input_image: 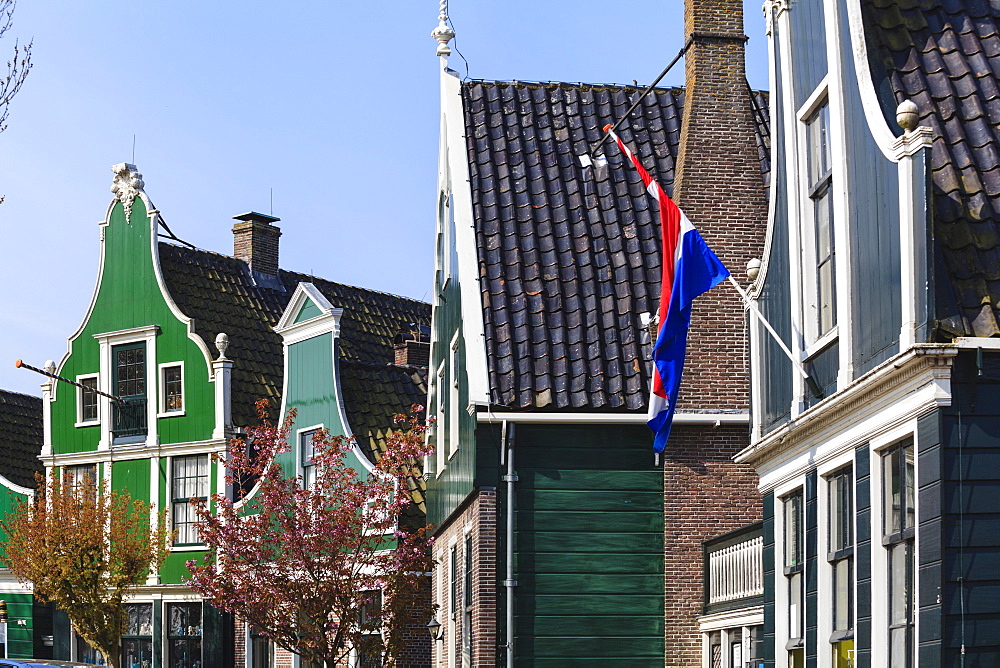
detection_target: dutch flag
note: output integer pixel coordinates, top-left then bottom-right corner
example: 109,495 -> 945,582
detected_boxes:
604,126 -> 730,453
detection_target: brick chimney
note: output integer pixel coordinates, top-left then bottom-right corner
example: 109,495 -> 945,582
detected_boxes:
233,212 -> 282,276
661,0 -> 767,665
393,325 -> 430,367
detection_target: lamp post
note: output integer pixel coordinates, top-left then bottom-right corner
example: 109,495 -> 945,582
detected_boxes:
426,617 -> 442,642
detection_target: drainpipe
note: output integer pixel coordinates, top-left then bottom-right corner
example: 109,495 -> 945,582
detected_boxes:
501,421 -> 517,668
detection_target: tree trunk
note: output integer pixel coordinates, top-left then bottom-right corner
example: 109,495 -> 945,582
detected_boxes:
99,639 -> 121,668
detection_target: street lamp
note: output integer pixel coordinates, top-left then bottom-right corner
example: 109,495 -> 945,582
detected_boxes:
426,617 -> 442,641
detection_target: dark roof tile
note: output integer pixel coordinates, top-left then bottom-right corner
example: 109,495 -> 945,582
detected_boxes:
0,390 -> 42,489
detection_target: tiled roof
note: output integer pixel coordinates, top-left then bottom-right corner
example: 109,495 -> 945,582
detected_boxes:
0,389 -> 42,489
462,80 -> 770,411
157,244 -> 431,461
863,0 -> 1000,337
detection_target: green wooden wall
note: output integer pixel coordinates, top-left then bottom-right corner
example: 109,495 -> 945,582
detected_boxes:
510,424 -> 664,666
51,197 -> 215,455
3,592 -> 36,658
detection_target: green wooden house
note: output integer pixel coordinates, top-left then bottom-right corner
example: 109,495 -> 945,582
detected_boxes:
37,163 -> 430,666
0,389 -> 47,660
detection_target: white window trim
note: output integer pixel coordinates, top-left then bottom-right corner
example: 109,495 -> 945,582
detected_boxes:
169,453 -> 211,549
818,462 -> 855,666
157,361 -> 185,418
436,361 -> 446,473
449,330 -> 461,460
296,424 -> 324,488
75,373 -> 100,428
775,483 -> 806,657
93,325 -> 159,450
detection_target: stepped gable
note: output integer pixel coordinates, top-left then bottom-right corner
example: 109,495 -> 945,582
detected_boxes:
0,389 -> 42,489
157,243 -> 430,462
462,80 -> 770,412
863,0 -> 1000,337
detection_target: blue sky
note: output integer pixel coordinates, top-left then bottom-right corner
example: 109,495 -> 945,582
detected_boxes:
0,0 -> 767,396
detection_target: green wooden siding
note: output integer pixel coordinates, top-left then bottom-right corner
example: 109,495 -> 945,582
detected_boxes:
51,197 -> 215,455
293,297 -> 322,323
273,331 -> 370,477
3,592 -> 36,658
0,483 -> 29,566
425,269 -> 476,527
511,424 -> 664,665
111,459 -> 151,500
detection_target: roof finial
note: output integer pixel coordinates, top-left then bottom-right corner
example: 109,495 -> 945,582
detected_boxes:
431,0 -> 455,57
110,162 -> 144,222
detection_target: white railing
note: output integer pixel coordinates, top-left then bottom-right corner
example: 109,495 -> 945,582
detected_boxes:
708,535 -> 764,605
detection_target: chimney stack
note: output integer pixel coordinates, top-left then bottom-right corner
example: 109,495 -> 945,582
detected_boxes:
233,212 -> 282,276
393,325 -> 430,367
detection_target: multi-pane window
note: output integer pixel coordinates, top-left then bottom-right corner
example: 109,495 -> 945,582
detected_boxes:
883,440 -> 915,668
161,364 -> 183,413
122,603 -> 153,667
450,545 -> 458,621
449,334 -> 460,457
463,534 -> 473,663
300,429 -> 318,490
828,467 -> 854,643
804,101 -> 836,340
64,463 -> 97,497
79,376 -> 99,423
784,491 -> 805,656
112,342 -> 147,440
167,602 -> 202,668
172,455 -> 209,545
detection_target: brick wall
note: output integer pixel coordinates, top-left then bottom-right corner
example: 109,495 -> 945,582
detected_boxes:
674,0 -> 768,411
430,489 -> 498,667
662,0 -> 769,664
663,425 -> 762,666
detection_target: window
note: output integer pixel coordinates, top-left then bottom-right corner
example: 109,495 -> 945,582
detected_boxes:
449,332 -> 460,458
828,467 -> 853,647
249,625 -> 273,668
783,491 -> 804,654
64,463 -> 97,497
883,439 -> 915,668
167,602 -> 202,668
300,429 -> 319,490
74,632 -> 106,665
450,545 -> 458,621
359,590 -> 383,668
172,455 -> 209,545
160,363 -> 184,414
77,375 -> 99,424
436,362 -> 446,473
463,534 -> 473,663
122,603 -> 153,668
112,342 -> 147,441
803,100 -> 836,342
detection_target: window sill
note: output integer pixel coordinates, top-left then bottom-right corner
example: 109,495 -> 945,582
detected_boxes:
802,327 -> 839,361
170,544 -> 206,552
75,420 -> 100,429
112,435 -> 149,446
829,629 -> 854,643
157,410 -> 186,419
448,446 -> 460,460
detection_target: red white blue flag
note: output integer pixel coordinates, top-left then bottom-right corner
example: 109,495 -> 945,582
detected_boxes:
604,126 -> 730,452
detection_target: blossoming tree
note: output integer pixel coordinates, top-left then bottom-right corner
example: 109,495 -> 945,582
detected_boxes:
186,401 -> 433,668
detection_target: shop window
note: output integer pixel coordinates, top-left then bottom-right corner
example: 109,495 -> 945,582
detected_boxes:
167,602 -> 202,668
122,603 -> 153,668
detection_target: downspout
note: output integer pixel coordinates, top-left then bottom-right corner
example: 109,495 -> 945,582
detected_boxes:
501,420 -> 517,668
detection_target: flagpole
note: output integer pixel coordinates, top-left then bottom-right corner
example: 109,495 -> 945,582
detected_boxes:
726,276 -> 811,381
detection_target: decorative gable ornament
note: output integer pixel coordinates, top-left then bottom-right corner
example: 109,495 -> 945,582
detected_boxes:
431,0 -> 455,56
110,162 -> 145,223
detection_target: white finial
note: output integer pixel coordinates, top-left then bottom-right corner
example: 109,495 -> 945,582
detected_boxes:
431,0 -> 455,57
43,360 -> 55,374
110,162 -> 144,222
896,99 -> 920,134
215,332 -> 230,360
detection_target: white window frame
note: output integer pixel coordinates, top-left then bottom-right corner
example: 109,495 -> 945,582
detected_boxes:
75,373 -> 100,427
158,361 -> 185,417
449,330 -> 461,460
170,453 -> 210,549
796,81 -> 837,356
93,325 -> 159,450
773,476 -> 807,662
296,424 -> 324,491
436,361 -> 446,473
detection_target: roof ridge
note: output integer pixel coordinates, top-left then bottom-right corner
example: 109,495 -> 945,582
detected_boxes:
0,388 -> 43,403
464,78 -> 687,92
158,241 -> 429,308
